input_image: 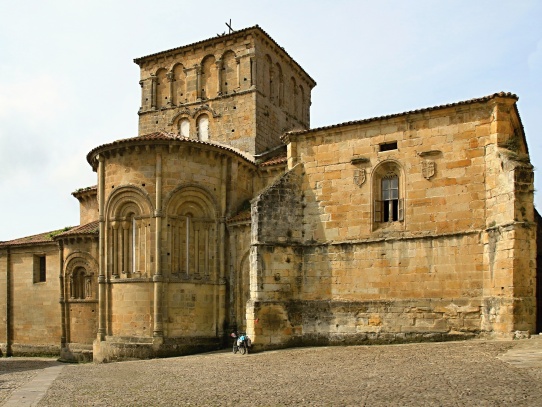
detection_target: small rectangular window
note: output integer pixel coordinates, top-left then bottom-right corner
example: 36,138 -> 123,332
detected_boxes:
379,142 -> 398,152
33,255 -> 46,283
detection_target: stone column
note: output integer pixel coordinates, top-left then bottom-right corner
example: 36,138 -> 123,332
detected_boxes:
153,149 -> 164,338
166,71 -> 174,106
195,65 -> 202,101
112,222 -> 119,278
150,75 -> 157,109
139,80 -> 145,111
249,56 -> 256,88
235,57 -> 241,89
97,154 -> 106,340
59,241 -> 67,347
122,221 -> 129,275
204,226 -> 209,276
216,59 -> 223,95
194,226 -> 200,276
217,156 -> 229,336
5,247 -> 13,356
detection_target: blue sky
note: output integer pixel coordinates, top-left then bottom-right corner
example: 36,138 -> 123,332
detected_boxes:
1,0 -> 541,240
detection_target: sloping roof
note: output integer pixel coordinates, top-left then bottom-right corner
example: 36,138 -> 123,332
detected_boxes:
73,185 -> 97,194
87,131 -> 255,166
72,185 -> 97,199
283,92 -> 520,139
133,25 -> 316,87
0,227 -> 73,248
55,221 -> 99,238
227,210 -> 251,224
259,153 -> 287,167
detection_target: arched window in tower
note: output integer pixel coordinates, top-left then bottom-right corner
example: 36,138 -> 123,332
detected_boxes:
201,55 -> 217,99
221,50 -> 237,94
197,114 -> 209,141
155,68 -> 168,108
172,64 -> 186,105
263,54 -> 272,97
299,85 -> 305,124
275,63 -> 284,107
290,77 -> 298,117
179,119 -> 190,138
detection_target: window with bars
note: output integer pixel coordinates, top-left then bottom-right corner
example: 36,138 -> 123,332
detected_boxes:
375,174 -> 404,222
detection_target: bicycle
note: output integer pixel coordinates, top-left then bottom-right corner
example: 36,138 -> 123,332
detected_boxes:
231,332 -> 250,355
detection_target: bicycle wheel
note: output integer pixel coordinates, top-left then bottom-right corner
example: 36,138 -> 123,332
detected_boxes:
239,342 -> 246,355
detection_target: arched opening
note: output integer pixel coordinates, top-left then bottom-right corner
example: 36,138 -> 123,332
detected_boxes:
197,114 -> 209,141
106,190 -> 152,279
221,50 -> 237,94
201,55 -> 217,100
71,267 -> 86,299
275,63 -> 283,107
166,187 -> 217,278
299,85 -> 305,123
263,54 -> 272,97
155,68 -> 168,108
179,118 -> 190,138
290,77 -> 298,117
172,64 -> 186,105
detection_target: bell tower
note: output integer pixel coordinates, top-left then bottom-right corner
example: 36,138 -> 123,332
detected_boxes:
134,26 -> 316,155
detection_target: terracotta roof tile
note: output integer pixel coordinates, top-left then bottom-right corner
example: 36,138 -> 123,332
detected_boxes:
227,210 -> 251,224
282,92 -> 519,139
87,132 -> 255,166
259,153 -> 287,167
0,227 -> 73,248
73,185 -> 97,193
55,221 -> 99,238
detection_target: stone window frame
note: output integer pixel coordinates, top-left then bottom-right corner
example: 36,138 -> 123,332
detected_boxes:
105,186 -> 154,279
372,160 -> 405,228
64,252 -> 99,303
70,267 -> 94,300
179,117 -> 190,138
196,113 -> 210,141
164,184 -> 218,279
33,254 -> 46,283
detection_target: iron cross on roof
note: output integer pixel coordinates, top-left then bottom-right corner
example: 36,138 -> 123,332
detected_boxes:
226,19 -> 234,34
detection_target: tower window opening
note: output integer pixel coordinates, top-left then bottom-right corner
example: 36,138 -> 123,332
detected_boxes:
380,142 -> 398,152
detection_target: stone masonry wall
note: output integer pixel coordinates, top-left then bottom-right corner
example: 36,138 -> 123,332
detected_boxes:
6,244 -> 61,355
248,96 -> 535,349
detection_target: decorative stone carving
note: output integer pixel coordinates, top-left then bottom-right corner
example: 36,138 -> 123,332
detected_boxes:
354,168 -> 366,186
422,160 -> 435,180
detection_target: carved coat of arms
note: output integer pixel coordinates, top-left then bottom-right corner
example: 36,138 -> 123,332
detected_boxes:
354,168 -> 366,186
422,160 -> 435,180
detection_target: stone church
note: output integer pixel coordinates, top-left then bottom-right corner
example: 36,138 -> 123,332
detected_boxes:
1,26 -> 540,362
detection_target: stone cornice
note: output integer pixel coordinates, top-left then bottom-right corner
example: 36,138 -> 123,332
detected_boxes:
87,133 -> 257,172
281,92 -> 520,142
133,25 -> 316,88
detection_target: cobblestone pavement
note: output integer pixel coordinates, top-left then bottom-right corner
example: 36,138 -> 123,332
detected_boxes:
0,358 -> 64,406
2,338 -> 542,406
